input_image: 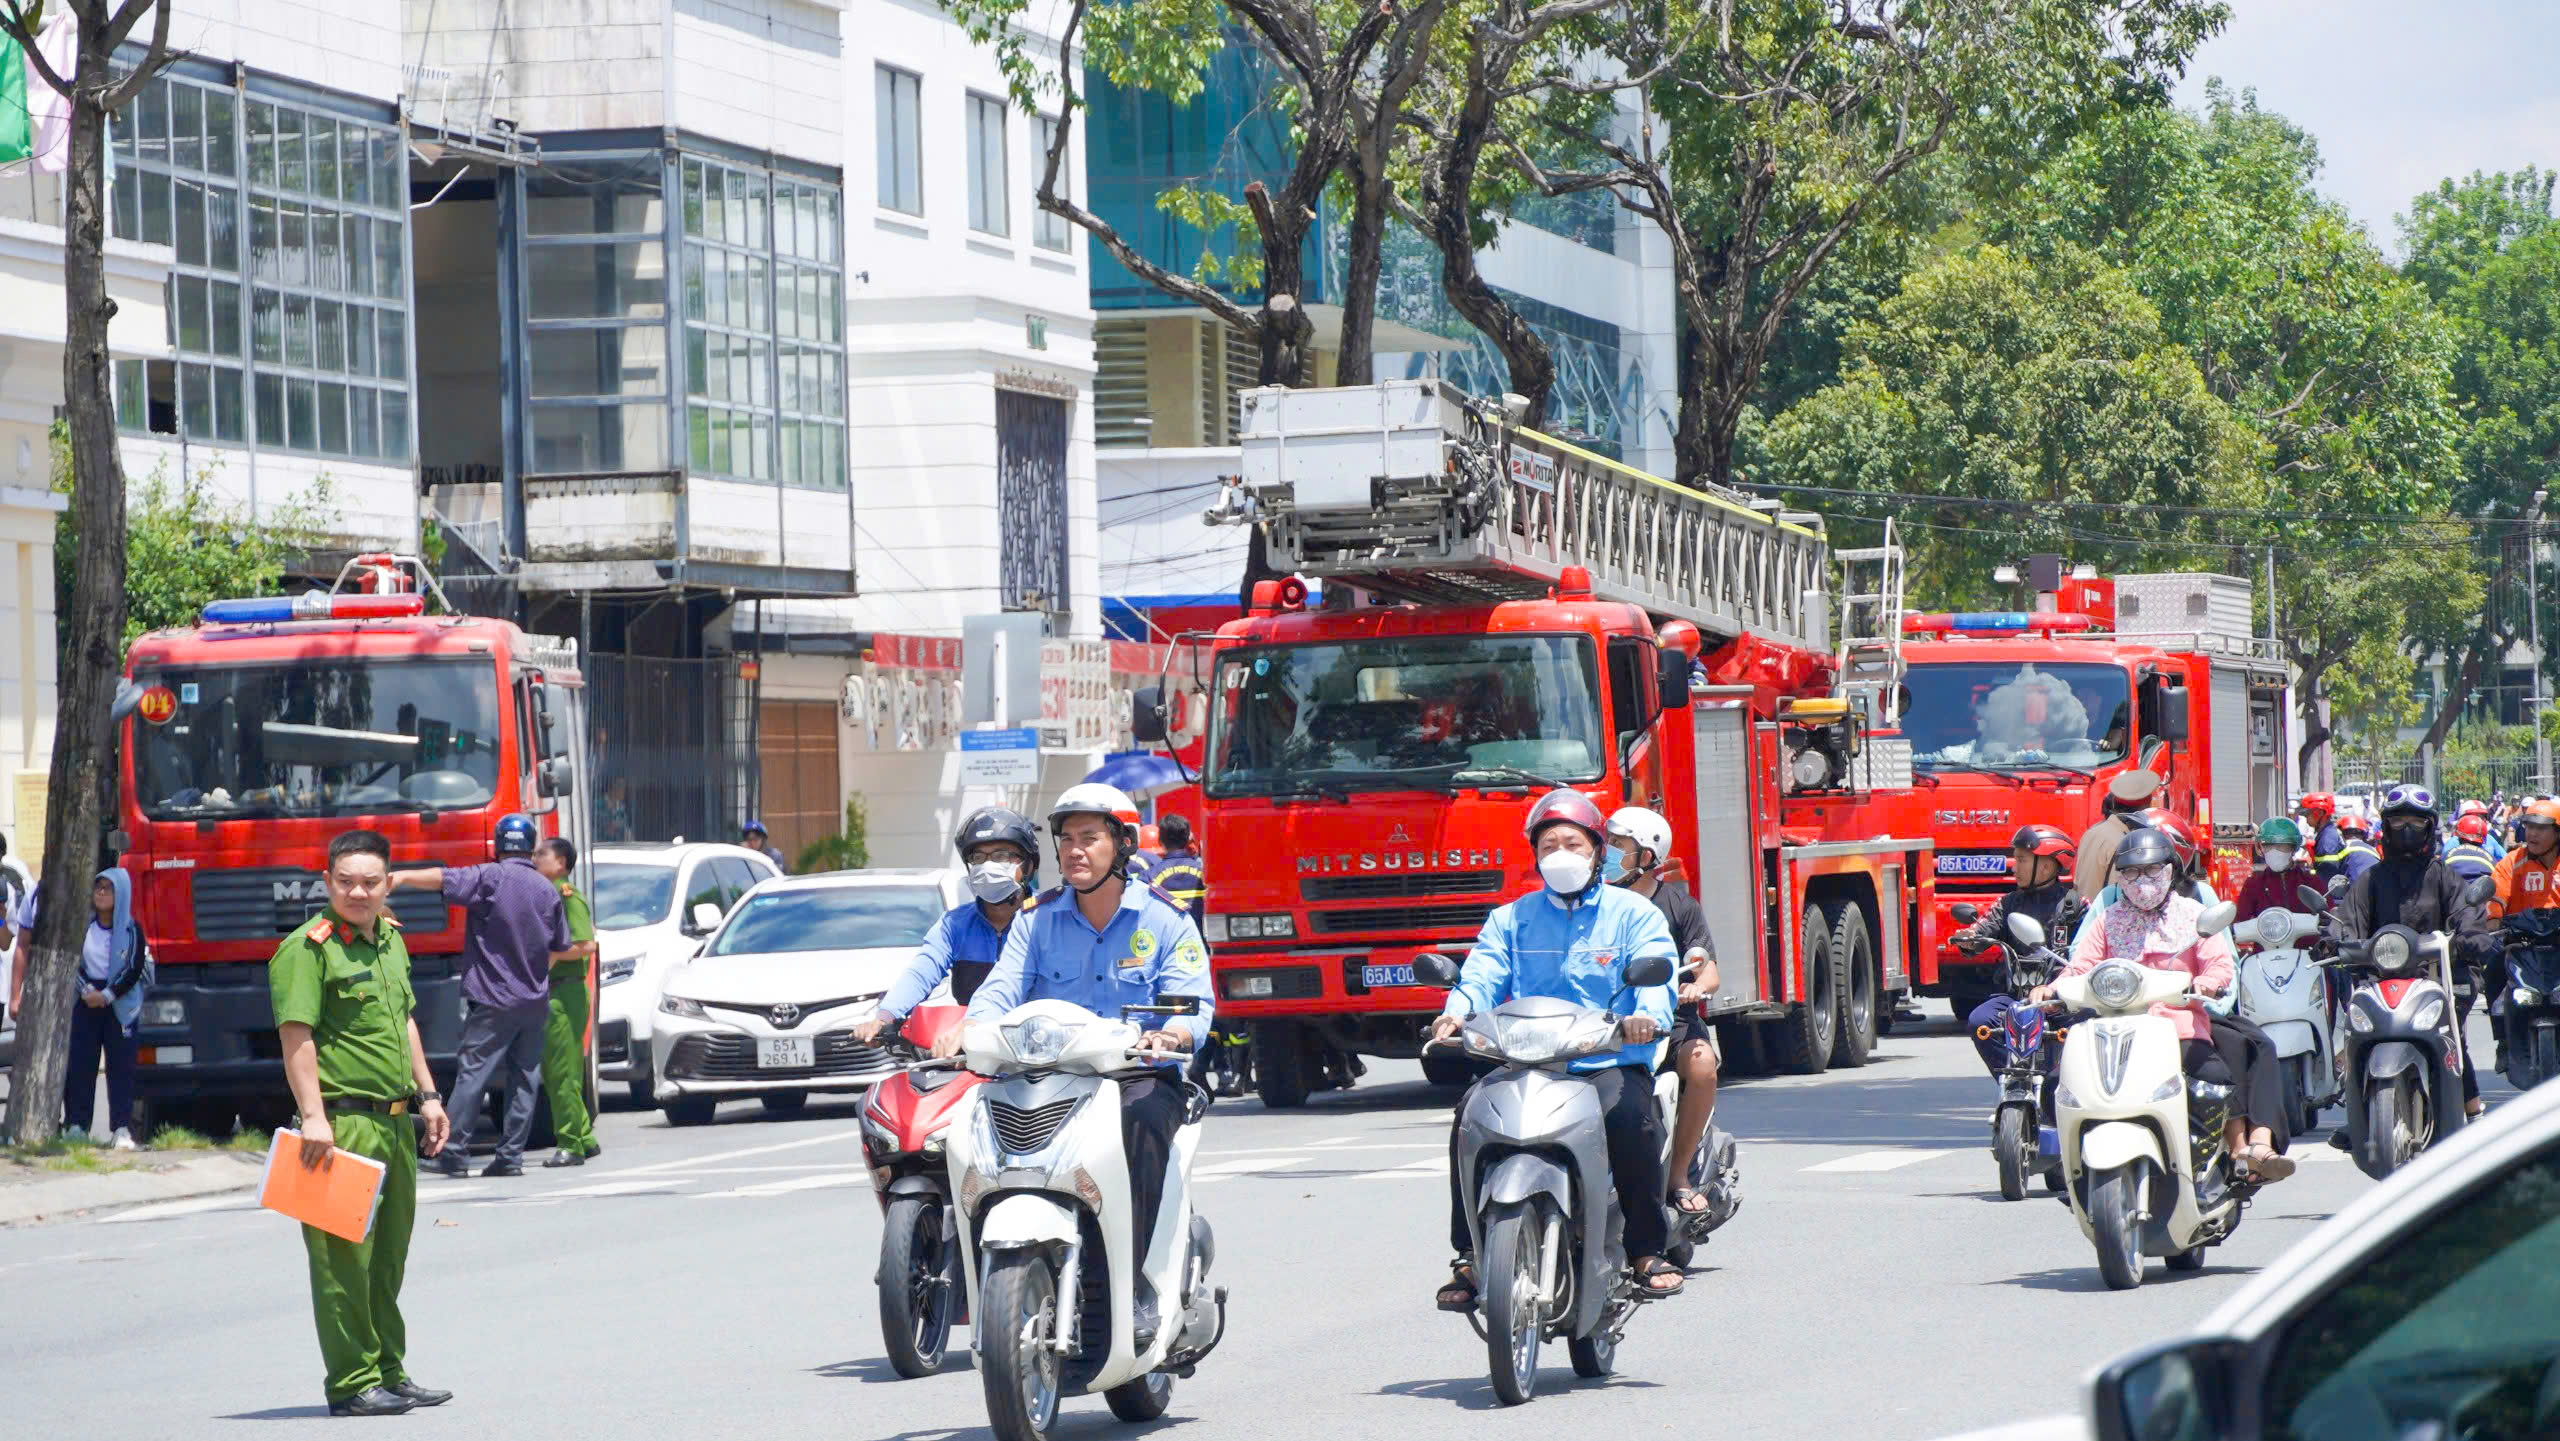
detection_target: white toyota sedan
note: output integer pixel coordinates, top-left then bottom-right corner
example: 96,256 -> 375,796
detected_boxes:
590,843 -> 783,1108
650,868 -> 961,1125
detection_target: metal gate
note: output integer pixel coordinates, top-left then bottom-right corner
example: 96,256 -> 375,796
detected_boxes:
584,654 -> 739,846
997,388 -> 1070,622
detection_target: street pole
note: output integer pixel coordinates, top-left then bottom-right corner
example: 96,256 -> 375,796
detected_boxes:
2534,491 -> 2551,794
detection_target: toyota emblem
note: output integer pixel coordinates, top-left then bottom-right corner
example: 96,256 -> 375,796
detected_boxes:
769,1003 -> 802,1029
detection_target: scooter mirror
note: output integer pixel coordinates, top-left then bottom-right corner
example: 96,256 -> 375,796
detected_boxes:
1623,954 -> 1675,988
2461,873 -> 2498,908
2296,883 -> 2329,912
1950,903 -> 1980,926
2006,912 -> 2047,948
2195,900 -> 2238,937
2327,874 -> 2351,899
1412,952 -> 1461,987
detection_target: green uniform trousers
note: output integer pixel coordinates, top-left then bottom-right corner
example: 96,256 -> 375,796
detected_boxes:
301,1108 -> 418,1402
543,961 -> 598,1157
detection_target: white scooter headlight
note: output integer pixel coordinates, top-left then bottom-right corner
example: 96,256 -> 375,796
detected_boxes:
1004,1015 -> 1074,1066
2088,960 -> 2143,1010
2054,1080 -> 2079,1109
2254,911 -> 2296,949
2150,1077 -> 2184,1102
2350,1005 -> 2376,1034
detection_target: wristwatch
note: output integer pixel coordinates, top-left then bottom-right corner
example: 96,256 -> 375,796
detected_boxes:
414,1089 -> 442,1106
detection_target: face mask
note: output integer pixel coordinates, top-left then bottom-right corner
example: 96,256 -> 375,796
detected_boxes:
2120,870 -> 2173,911
967,860 -> 1023,904
2263,848 -> 2295,872
2384,822 -> 2432,858
1603,846 -> 1632,884
1539,848 -> 1596,895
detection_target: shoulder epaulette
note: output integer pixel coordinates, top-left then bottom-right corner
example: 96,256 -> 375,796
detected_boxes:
1025,885 -> 1065,911
1144,880 -> 1184,908
303,916 -> 334,944
380,912 -> 403,930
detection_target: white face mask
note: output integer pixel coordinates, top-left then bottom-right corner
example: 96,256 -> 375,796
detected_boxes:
967,860 -> 1024,904
1539,848 -> 1596,895
2263,848 -> 2295,872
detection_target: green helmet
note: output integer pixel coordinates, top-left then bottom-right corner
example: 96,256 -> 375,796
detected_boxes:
2256,817 -> 2303,848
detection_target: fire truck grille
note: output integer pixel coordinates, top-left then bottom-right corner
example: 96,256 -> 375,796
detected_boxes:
662,1031 -> 892,1082
190,868 -> 450,941
1308,903 -> 1496,936
1301,871 -> 1504,901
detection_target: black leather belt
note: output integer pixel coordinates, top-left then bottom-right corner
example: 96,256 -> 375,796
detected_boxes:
322,1096 -> 411,1117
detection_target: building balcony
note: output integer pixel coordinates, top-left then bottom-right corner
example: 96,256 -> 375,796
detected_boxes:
431,469 -> 853,595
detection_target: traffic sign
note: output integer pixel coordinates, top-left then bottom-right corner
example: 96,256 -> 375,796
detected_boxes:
959,726 -> 1041,785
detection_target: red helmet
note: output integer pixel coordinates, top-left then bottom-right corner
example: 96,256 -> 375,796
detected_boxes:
2009,824 -> 2077,867
1524,789 -> 1608,846
2458,799 -> 2491,818
2455,813 -> 2490,843
2300,791 -> 2336,818
2131,808 -> 2199,872
2338,812 -> 2372,837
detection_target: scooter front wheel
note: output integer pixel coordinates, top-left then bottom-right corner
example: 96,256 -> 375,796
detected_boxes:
1994,1106 -> 2032,1201
2091,1162 -> 2147,1291
1481,1202 -> 1547,1406
2362,1077 -> 2415,1181
980,1250 -> 1064,1441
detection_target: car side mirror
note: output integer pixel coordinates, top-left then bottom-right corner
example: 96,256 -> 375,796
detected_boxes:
2463,874 -> 2497,907
1656,647 -> 1691,710
2196,900 -> 2237,937
1950,903 -> 1980,926
1132,685 -> 1169,745
2090,1336 -> 2239,1441
1623,954 -> 1674,988
689,901 -> 723,934
2006,912 -> 2047,948
1412,953 -> 1460,988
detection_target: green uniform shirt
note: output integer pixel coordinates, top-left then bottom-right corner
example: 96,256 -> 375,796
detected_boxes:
559,882 -> 594,947
268,911 -> 416,1101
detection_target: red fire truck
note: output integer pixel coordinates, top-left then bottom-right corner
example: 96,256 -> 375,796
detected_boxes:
1141,381 -> 1936,1106
1858,559 -> 2294,1018
113,555 -> 594,1135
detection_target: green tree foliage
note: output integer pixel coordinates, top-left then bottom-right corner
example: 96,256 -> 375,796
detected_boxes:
795,794 -> 872,874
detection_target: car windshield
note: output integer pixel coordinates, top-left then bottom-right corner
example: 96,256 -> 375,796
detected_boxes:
132,658 -> 504,820
1203,633 -> 1604,797
592,863 -> 677,929
1899,661 -> 2131,770
708,885 -> 947,956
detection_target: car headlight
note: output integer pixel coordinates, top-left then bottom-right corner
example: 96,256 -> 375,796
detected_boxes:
601,955 -> 639,985
1205,914 -> 1228,942
1005,1015 -> 1074,1066
2088,960 -> 2143,1010
2410,995 -> 2447,1032
141,998 -> 186,1028
1223,913 -> 1294,940
660,994 -> 706,1019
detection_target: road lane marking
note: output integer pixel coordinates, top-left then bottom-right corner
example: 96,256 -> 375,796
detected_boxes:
1193,1156 -> 1310,1177
96,1195 -> 260,1224
1803,1149 -> 1961,1173
615,1129 -> 863,1175
695,1172 -> 871,1198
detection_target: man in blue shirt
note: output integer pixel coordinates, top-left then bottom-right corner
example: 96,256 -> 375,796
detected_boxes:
1429,790 -> 1681,1308
856,806 -> 1040,1041
954,783 -> 1212,1340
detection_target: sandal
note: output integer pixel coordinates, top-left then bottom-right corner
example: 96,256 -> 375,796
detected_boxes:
1631,1256 -> 1685,1298
1673,1187 -> 1713,1215
2241,1144 -> 2295,1183
1435,1258 -> 1479,1312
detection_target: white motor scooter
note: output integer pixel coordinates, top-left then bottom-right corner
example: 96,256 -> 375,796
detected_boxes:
2235,906 -> 2341,1136
944,998 -> 1227,1441
2052,901 -> 2256,1291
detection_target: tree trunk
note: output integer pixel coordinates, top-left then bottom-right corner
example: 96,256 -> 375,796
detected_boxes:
10,26 -> 133,1146
1333,157 -> 1389,389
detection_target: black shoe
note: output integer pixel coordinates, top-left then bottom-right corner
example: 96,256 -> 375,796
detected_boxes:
328,1387 -> 414,1417
542,1149 -> 585,1168
584,1142 -> 602,1159
480,1159 -> 524,1178
2328,1129 -> 2352,1152
431,1152 -> 469,1178
386,1380 -> 450,1407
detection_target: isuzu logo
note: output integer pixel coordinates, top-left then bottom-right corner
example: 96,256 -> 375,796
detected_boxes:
272,876 -> 329,901
1297,849 -> 1504,874
1933,809 -> 2012,827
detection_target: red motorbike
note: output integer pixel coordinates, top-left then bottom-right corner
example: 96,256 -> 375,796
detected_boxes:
859,1005 -> 985,1377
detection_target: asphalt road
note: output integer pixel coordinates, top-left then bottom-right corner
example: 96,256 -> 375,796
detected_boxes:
0,1007 -> 2507,1439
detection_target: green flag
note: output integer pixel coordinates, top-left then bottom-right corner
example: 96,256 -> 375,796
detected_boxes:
0,30 -> 27,168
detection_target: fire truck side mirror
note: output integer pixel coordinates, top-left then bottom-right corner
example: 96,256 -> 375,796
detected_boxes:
540,757 -> 575,797
2156,683 -> 2191,744
1656,648 -> 1691,709
1132,685 -> 1169,745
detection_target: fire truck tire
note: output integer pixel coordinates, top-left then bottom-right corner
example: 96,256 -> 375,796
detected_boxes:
1825,899 -> 1878,1069
1716,1019 -> 1768,1077
1251,1023 -> 1321,1109
1773,902 -> 1839,1075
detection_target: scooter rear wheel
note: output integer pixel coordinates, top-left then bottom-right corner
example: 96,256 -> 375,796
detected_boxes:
879,1195 -> 956,1378
1104,1369 -> 1174,1421
1481,1203 -> 1546,1406
1568,1331 -> 1616,1378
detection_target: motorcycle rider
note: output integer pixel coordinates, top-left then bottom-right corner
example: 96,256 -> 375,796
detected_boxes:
2335,813 -> 2383,883
2031,827 -> 2294,1182
1430,791 -> 1682,1309
1954,825 -> 2081,1077
2338,783 -> 2494,1122
2235,818 -> 2308,923
1602,805 -> 1721,1220
2301,792 -> 2347,883
855,805 -> 1040,1043
2444,811 -> 2501,883
948,783 -> 1213,1343
2484,799 -> 2560,1075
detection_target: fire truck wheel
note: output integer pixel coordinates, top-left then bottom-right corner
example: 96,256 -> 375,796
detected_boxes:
1773,902 -> 1839,1075
1251,1023 -> 1321,1109
1824,898 -> 1878,1069
1715,1019 -> 1768,1077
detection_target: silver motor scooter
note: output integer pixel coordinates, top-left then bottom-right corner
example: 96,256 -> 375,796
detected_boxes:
1415,950 -> 1677,1406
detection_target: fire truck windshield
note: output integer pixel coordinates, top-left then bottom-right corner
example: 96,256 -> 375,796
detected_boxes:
1204,634 -> 1605,798
1899,661 -> 2132,771
132,658 -> 505,820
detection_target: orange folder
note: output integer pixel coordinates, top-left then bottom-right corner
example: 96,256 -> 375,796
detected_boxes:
259,1128 -> 388,1244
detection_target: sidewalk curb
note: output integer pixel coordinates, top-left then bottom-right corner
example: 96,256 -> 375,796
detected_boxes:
0,1152 -> 265,1227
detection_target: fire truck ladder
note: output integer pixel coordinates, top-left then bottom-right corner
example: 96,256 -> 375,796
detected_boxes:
1833,519 -> 1907,723
1226,381 -> 1831,653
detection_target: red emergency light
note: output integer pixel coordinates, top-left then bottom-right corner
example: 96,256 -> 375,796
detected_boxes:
202,592 -> 427,624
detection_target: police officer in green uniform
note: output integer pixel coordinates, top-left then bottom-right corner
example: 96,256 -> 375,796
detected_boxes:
270,829 -> 454,1418
534,836 -> 601,1167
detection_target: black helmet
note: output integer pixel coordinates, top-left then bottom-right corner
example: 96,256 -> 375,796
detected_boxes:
954,805 -> 1038,865
494,813 -> 537,856
2109,826 -> 2175,875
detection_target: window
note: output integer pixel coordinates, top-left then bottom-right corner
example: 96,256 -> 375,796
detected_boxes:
681,155 -> 846,489
1033,115 -> 1070,253
967,93 -> 1008,237
112,73 -> 410,460
875,66 -> 922,216
520,156 -> 670,474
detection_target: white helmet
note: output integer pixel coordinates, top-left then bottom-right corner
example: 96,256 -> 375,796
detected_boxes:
1047,782 -> 1143,851
1606,806 -> 1673,868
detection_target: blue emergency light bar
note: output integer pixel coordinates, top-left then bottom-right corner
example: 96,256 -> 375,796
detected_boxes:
1948,612 -> 2032,631
203,592 -> 425,624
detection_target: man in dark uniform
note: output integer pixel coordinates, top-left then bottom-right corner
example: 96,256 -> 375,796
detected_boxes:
391,813 -> 569,1178
270,829 -> 452,1417
1150,814 -> 1206,922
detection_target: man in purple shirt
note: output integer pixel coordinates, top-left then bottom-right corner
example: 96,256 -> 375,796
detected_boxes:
391,814 -> 570,1177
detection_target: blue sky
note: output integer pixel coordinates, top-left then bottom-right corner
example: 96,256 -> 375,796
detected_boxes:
2174,0 -> 2560,253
